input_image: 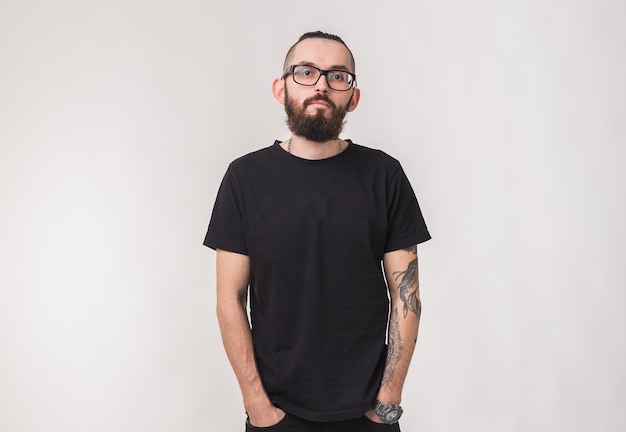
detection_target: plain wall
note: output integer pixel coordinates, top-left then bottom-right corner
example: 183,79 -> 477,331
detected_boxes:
1,1 -> 624,431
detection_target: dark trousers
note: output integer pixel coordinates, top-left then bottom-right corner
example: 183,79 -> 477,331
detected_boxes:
245,413 -> 401,432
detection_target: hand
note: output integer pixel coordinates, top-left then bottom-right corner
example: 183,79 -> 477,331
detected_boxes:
365,409 -> 385,424
247,405 -> 286,428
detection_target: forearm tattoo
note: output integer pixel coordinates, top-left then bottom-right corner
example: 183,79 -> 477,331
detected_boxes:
394,247 -> 421,319
381,308 -> 402,386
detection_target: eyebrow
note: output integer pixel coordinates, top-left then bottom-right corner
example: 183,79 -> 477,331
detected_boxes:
298,61 -> 352,73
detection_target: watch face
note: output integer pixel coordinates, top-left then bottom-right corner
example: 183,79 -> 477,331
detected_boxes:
385,409 -> 400,423
373,400 -> 403,424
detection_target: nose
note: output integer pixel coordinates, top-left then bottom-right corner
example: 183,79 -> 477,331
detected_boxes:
314,73 -> 329,92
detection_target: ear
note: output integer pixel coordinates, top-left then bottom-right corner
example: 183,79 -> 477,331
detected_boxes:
347,88 -> 361,112
272,78 -> 285,105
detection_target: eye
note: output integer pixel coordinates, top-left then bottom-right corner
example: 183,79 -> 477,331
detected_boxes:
296,66 -> 315,77
328,71 -> 347,82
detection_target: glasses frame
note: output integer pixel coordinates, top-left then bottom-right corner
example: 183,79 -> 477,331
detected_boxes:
282,64 -> 357,91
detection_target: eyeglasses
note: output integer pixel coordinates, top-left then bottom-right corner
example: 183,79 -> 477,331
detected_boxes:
282,64 -> 357,91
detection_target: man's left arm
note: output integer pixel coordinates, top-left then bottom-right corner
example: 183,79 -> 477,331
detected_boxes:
366,245 -> 421,422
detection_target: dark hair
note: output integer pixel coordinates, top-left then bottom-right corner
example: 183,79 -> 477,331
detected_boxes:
283,31 -> 356,72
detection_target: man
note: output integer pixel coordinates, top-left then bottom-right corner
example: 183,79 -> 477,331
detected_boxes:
204,31 -> 430,431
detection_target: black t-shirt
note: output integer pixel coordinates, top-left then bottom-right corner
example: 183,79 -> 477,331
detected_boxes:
204,140 -> 430,422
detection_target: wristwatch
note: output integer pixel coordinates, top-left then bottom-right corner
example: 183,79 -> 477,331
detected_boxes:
372,399 -> 403,424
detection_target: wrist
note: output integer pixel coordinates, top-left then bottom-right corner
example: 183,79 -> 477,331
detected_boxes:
372,398 -> 403,424
243,384 -> 273,415
244,399 -> 276,422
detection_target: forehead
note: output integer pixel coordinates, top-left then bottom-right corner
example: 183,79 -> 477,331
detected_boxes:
289,38 -> 354,71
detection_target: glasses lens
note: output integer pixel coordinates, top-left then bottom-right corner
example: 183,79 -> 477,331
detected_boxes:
292,65 -> 321,86
325,70 -> 353,91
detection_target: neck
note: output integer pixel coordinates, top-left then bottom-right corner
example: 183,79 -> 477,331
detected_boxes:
284,135 -> 346,160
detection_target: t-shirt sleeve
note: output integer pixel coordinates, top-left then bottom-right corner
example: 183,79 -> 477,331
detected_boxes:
384,162 -> 431,252
203,166 -> 248,255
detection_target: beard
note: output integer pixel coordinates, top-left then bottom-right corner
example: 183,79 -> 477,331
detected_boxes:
284,88 -> 350,142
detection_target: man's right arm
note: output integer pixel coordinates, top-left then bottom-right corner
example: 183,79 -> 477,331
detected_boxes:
215,249 -> 285,427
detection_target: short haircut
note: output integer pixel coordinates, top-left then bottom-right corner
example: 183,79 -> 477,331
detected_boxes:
283,31 -> 356,73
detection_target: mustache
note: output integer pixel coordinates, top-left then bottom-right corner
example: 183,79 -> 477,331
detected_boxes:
304,94 -> 336,109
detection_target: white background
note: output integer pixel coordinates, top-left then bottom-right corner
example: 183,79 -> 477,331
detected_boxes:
1,1 -> 624,431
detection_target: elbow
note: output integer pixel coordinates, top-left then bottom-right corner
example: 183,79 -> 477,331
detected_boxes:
216,289 -> 248,321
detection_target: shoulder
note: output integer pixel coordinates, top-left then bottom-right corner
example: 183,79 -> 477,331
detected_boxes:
347,141 -> 403,171
227,142 -> 278,172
